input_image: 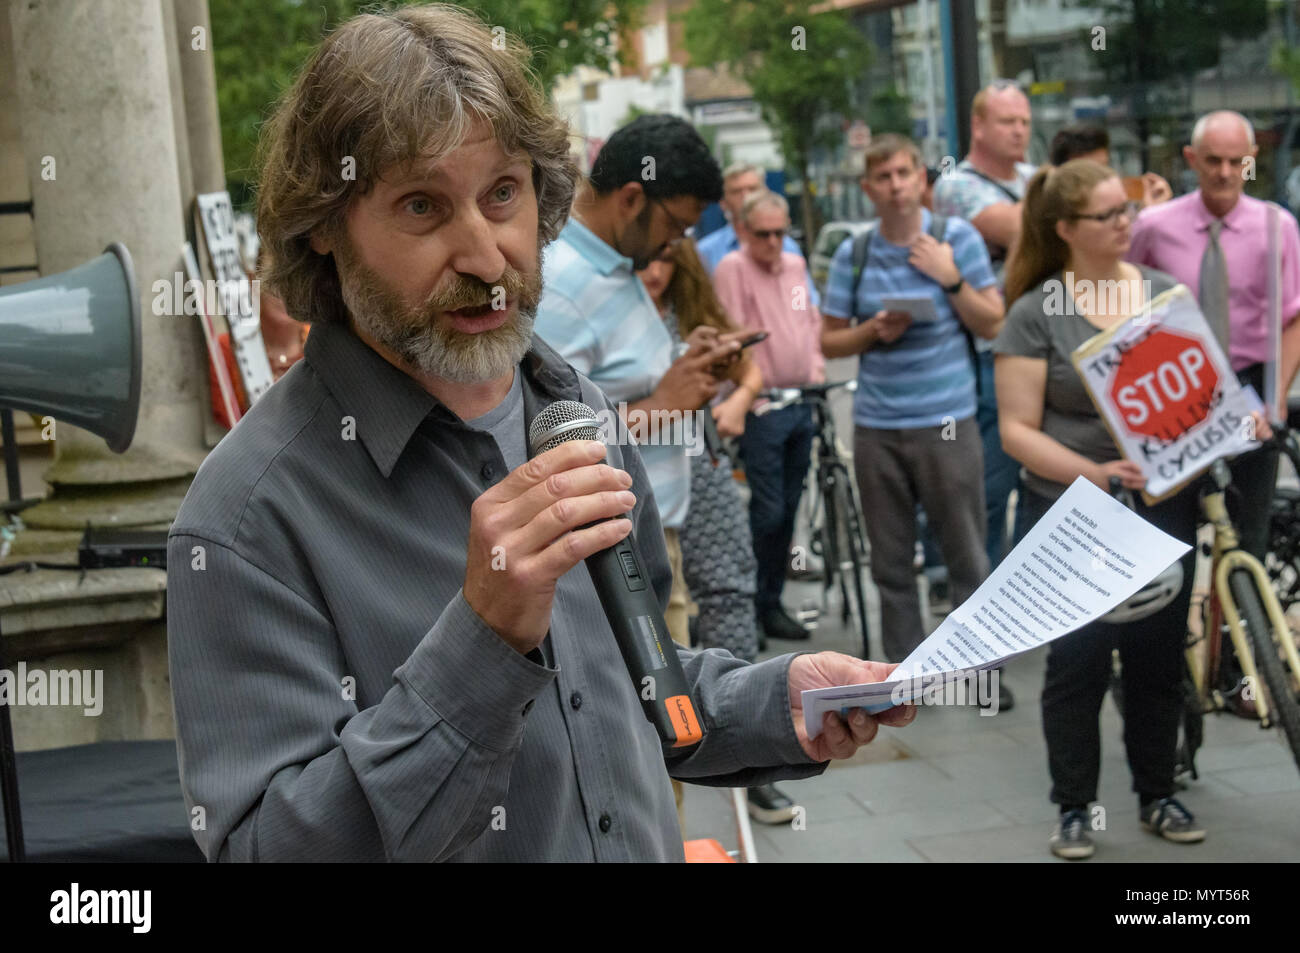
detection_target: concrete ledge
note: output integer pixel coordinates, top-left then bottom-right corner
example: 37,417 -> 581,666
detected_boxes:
0,567 -> 166,638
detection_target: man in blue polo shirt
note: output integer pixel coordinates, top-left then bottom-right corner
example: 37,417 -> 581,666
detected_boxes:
821,134 -> 1004,665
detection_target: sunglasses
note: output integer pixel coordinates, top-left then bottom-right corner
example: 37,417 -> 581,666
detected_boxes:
751,228 -> 787,241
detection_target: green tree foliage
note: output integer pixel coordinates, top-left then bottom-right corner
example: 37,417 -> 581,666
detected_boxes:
1088,0 -> 1268,85
681,0 -> 870,241
211,0 -> 646,205
1069,0 -> 1267,166
866,86 -> 913,137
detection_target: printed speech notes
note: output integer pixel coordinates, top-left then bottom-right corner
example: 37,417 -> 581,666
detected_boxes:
801,477 -> 1191,738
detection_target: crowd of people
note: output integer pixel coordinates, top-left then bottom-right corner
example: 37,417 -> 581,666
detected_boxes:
169,3 -> 1300,863
524,84 -> 1300,856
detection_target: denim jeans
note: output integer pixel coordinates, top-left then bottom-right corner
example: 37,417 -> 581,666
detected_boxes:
977,350 -> 1021,568
738,403 -> 815,615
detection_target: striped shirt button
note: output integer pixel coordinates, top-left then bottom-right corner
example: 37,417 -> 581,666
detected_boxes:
598,813 -> 612,833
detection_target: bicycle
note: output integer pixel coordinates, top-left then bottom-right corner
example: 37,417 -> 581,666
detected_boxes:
1108,427 -> 1300,780
755,380 -> 872,658
1182,425 -> 1300,776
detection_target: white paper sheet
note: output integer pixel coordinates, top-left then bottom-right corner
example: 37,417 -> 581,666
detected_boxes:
880,296 -> 940,323
801,477 -> 1192,738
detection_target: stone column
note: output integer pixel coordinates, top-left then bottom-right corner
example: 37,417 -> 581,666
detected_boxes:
9,0 -> 210,534
174,0 -> 227,194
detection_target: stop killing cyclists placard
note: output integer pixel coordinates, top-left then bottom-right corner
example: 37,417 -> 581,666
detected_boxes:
1072,284 -> 1260,503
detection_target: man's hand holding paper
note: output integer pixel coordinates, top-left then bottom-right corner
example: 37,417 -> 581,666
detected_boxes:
801,477 -> 1192,738
788,653 -> 916,761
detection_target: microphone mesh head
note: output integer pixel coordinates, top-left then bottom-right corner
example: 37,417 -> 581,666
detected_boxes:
528,400 -> 601,456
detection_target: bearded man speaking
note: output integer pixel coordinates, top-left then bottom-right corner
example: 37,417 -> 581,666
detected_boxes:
166,3 -> 912,863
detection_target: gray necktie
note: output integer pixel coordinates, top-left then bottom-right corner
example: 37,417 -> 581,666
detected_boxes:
1199,219 -> 1231,355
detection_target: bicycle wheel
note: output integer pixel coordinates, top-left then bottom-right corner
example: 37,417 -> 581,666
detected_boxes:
828,467 -> 871,658
1267,489 -> 1300,611
1228,568 -> 1300,772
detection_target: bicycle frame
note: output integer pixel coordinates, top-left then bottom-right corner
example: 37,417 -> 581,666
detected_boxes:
1193,465 -> 1300,731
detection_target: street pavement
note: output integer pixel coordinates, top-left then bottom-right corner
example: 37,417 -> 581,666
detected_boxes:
683,572 -> 1300,862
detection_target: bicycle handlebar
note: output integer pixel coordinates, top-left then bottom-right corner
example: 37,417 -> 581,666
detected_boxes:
754,379 -> 858,415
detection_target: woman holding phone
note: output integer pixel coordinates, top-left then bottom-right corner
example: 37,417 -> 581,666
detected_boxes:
637,240 -> 798,825
994,159 -> 1204,859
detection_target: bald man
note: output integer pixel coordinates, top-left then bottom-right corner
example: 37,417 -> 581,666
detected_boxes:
933,86 -> 1035,696
1128,109 -> 1300,712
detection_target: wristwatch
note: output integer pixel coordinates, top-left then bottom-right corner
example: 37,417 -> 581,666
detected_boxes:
942,276 -> 964,294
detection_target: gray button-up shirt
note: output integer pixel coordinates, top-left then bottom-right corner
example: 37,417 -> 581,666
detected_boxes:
167,320 -> 825,862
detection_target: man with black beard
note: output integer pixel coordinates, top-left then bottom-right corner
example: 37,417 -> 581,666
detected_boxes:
167,5 -> 912,863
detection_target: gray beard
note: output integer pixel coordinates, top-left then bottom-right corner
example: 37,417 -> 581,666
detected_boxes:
339,272 -> 535,385
357,301 -> 534,385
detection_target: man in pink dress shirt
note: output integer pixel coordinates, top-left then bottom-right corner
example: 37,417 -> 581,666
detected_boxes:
1127,110 -> 1300,564
713,190 -> 825,645
1128,110 -> 1300,714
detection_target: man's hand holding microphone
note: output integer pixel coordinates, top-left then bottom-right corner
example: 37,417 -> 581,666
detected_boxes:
463,427 -> 915,761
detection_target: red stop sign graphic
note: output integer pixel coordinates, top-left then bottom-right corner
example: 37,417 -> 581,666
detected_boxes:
1109,330 -> 1220,441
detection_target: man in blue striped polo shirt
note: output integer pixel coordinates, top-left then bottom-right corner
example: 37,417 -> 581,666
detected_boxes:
821,134 -> 1005,663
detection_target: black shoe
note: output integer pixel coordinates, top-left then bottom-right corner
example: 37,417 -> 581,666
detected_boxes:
761,607 -> 810,641
746,783 -> 797,824
1140,796 -> 1206,843
1050,809 -> 1095,859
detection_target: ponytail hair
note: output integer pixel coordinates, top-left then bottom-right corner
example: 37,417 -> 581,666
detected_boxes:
1003,159 -> 1118,307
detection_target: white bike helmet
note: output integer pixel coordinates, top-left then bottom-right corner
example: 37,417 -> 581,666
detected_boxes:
1100,559 -> 1185,624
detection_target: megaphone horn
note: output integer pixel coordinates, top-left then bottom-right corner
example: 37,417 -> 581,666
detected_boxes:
0,242 -> 142,453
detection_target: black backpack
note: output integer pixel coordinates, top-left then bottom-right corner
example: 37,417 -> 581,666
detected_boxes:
845,214 -> 985,396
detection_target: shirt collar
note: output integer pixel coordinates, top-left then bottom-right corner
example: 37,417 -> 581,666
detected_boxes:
560,217 -> 633,276
304,319 -> 583,478
1194,189 -> 1249,231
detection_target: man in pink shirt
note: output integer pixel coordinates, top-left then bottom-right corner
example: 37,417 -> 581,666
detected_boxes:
1127,110 -> 1300,564
713,190 -> 825,644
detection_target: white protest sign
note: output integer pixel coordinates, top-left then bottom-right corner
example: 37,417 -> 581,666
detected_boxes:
195,192 -> 274,406
1072,285 -> 1258,503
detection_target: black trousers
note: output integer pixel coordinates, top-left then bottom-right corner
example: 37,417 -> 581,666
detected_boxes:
1229,363 -> 1279,562
1020,484 -> 1199,806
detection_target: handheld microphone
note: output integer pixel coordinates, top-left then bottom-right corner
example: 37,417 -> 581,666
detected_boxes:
529,400 -> 705,752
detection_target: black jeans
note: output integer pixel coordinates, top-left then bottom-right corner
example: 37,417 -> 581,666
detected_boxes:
1020,484 -> 1199,806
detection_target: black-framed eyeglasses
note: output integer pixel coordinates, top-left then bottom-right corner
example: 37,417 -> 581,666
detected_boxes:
653,198 -> 695,242
1070,200 -> 1140,225
751,228 -> 787,241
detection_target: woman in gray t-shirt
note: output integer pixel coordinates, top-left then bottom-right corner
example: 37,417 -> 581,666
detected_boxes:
993,159 -> 1204,859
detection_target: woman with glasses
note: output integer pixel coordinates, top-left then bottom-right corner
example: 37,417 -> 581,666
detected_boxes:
994,159 -> 1204,859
